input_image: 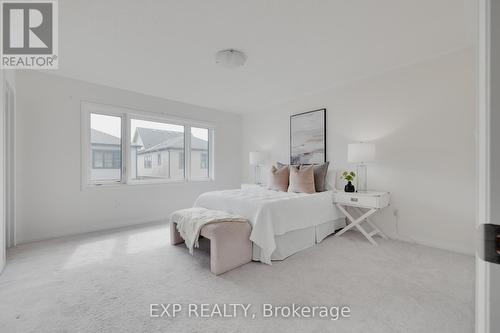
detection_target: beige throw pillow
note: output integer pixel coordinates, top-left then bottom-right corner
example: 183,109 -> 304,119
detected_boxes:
288,165 -> 316,194
268,165 -> 289,192
277,161 -> 329,192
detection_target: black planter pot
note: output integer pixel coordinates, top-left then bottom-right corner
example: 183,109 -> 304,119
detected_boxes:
344,181 -> 355,192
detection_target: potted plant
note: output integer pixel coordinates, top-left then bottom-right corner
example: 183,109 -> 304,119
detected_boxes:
341,171 -> 356,192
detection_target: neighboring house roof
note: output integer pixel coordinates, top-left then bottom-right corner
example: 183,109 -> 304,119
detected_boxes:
133,127 -> 208,153
188,135 -> 209,150
134,128 -> 180,150
91,129 -> 120,145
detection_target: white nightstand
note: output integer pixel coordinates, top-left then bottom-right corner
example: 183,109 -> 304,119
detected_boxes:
333,191 -> 390,245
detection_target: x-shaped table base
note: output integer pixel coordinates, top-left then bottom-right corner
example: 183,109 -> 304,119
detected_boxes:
335,204 -> 388,245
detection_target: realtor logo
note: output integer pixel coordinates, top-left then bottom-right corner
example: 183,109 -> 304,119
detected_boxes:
1,0 -> 58,69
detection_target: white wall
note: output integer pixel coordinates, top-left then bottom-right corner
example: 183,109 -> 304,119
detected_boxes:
15,71 -> 241,243
241,49 -> 475,254
0,70 -> 16,272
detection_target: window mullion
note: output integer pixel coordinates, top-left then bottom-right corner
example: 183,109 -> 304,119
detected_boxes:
209,128 -> 214,180
123,113 -> 131,184
185,125 -> 191,181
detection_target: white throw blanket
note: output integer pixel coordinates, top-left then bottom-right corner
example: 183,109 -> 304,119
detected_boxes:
170,207 -> 248,254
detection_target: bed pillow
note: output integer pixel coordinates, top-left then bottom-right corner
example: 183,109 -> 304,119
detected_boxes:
277,161 -> 329,192
268,165 -> 289,192
311,161 -> 329,192
277,161 -> 294,169
288,165 -> 316,194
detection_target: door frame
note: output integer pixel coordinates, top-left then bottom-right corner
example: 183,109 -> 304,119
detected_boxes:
3,79 -> 15,249
476,0 -> 497,332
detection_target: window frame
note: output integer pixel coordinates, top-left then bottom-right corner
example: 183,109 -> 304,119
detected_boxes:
82,105 -> 125,186
81,101 -> 215,188
128,114 -> 186,184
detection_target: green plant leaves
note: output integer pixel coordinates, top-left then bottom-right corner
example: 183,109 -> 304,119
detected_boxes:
341,170 -> 356,181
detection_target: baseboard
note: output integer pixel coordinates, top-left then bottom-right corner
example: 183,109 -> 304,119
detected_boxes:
385,232 -> 474,256
15,219 -> 168,246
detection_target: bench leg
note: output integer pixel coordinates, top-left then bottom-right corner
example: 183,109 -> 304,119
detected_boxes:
209,224 -> 252,275
170,222 -> 184,245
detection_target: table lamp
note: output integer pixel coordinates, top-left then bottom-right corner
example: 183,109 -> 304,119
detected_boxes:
347,143 -> 375,192
249,151 -> 266,184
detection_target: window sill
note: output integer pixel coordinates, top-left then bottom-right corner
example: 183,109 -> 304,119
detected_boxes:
82,178 -> 214,190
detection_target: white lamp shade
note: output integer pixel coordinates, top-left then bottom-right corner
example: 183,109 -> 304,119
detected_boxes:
249,151 -> 266,165
347,143 -> 376,163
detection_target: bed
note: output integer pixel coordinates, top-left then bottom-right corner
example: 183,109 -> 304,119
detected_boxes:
194,186 -> 345,264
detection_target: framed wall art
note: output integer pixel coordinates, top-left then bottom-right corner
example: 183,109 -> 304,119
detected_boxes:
290,108 -> 326,165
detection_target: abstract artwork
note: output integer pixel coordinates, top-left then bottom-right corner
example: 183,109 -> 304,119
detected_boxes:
290,109 -> 326,164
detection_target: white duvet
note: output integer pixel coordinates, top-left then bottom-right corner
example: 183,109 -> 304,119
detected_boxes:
194,187 -> 342,264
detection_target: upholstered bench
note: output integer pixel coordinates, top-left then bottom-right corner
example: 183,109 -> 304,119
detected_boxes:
170,221 -> 252,275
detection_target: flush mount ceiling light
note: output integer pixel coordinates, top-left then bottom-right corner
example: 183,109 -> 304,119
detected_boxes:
215,49 -> 246,68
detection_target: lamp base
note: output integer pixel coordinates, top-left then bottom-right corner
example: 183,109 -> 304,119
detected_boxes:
356,164 -> 368,192
254,165 -> 262,185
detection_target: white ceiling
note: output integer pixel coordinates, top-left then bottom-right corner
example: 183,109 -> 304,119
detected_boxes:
54,0 -> 473,113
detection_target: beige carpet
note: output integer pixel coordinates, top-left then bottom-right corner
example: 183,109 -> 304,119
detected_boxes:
0,223 -> 474,333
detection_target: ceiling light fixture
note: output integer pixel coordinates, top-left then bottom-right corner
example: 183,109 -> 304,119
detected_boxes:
215,49 -> 246,68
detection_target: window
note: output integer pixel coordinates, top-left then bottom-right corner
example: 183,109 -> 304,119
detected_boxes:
191,127 -> 209,179
93,151 -> 104,168
144,155 -> 152,169
131,118 -> 185,181
93,150 -> 121,169
90,113 -> 122,183
83,102 -> 212,186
